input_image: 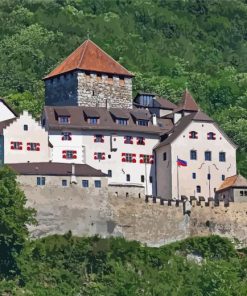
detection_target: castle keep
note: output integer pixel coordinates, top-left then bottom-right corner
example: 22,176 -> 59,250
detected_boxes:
44,40 -> 133,109
0,39 -> 246,245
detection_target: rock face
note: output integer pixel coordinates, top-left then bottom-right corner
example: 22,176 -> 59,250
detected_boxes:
24,184 -> 247,247
45,71 -> 133,109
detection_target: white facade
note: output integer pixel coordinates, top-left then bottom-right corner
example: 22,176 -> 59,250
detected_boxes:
48,129 -> 159,195
156,120 -> 237,199
3,111 -> 50,164
0,100 -> 16,122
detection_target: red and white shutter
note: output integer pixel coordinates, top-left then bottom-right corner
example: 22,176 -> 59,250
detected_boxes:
94,152 -> 98,160
102,152 -> 105,160
10,141 -> 14,150
101,136 -> 104,143
27,143 -> 31,151
140,154 -> 144,163
149,155 -> 154,164
62,150 -> 67,159
36,143 -> 40,151
132,153 -> 136,163
122,153 -> 126,162
72,150 -> 77,159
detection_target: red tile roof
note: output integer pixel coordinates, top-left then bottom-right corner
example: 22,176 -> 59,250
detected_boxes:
44,39 -> 133,79
217,175 -> 247,192
176,89 -> 199,112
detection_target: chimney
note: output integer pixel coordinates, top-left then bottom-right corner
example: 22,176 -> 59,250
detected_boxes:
70,163 -> 77,184
152,113 -> 157,126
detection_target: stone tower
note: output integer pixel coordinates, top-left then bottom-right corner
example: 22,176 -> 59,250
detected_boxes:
44,39 -> 134,109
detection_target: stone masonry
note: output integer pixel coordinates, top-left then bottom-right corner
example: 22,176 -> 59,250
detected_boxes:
45,71 -> 133,109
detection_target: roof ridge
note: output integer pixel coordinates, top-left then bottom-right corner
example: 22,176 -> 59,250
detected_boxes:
86,39 -> 132,75
77,39 -> 89,68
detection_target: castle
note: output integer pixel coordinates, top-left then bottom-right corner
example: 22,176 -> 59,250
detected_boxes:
0,39 -> 241,199
0,39 -> 247,245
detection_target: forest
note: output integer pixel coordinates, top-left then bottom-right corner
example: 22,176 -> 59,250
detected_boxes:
0,0 -> 246,175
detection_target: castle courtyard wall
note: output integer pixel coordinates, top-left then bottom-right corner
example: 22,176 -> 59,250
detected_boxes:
21,182 -> 247,247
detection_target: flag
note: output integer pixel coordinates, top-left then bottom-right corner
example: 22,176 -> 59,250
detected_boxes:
177,158 -> 187,167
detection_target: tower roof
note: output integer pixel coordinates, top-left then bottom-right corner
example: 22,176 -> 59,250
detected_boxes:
176,89 -> 199,112
44,39 -> 133,79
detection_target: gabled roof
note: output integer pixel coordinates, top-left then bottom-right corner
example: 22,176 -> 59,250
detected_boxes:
217,175 -> 247,192
9,162 -> 107,177
0,98 -> 18,117
44,39 -> 133,79
175,89 -> 199,112
43,106 -> 171,135
155,97 -> 177,110
155,111 -> 222,149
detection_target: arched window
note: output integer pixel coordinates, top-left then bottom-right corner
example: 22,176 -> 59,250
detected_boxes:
189,131 -> 198,139
207,132 -> 216,140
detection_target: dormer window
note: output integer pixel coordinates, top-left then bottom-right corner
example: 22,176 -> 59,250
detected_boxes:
137,119 -> 149,126
116,118 -> 128,125
189,131 -> 198,139
58,116 -> 70,124
88,117 -> 98,124
137,137 -> 145,145
124,136 -> 133,144
207,132 -> 216,140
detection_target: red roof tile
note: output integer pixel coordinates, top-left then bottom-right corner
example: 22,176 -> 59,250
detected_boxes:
176,89 -> 199,112
217,175 -> 247,192
44,39 -> 133,79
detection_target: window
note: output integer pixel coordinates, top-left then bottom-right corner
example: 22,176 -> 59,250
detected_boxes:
82,180 -> 89,188
137,119 -> 149,126
62,150 -> 77,159
95,180 -> 101,188
37,177 -> 45,186
88,117 -> 98,124
62,132 -> 72,141
116,118 -> 128,125
196,185 -> 201,193
108,170 -> 112,177
149,176 -> 153,183
240,191 -> 244,196
163,152 -> 167,161
136,136 -> 145,145
140,154 -> 154,164
207,173 -> 211,180
58,116 -> 70,124
62,180 -> 67,187
219,152 -> 226,162
189,131 -> 198,139
24,124 -> 28,131
190,150 -> 197,160
94,135 -> 104,143
27,142 -> 40,151
141,175 -> 145,183
126,174 -> 130,182
126,153 -> 133,162
10,141 -> 22,150
124,136 -> 133,144
192,173 -> 196,179
205,151 -> 212,161
140,95 -> 153,106
207,132 -> 216,140
94,152 -> 105,160
122,153 -> 136,163
222,175 -> 225,181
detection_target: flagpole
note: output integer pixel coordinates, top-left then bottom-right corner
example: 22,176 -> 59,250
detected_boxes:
177,156 -> 179,199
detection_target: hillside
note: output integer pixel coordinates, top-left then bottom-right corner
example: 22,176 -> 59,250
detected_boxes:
0,0 -> 246,175
1,234 -> 247,295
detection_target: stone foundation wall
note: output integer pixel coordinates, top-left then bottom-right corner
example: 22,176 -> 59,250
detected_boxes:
23,185 -> 247,247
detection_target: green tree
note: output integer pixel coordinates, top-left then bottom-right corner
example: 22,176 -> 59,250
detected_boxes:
0,166 -> 36,278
